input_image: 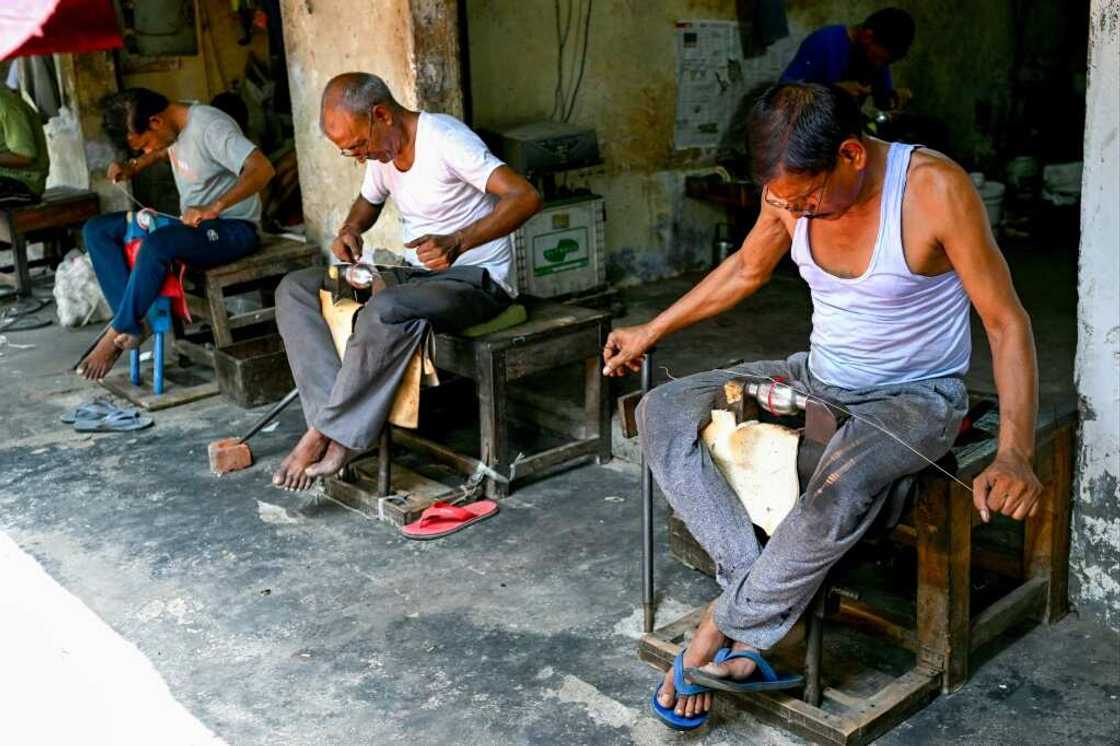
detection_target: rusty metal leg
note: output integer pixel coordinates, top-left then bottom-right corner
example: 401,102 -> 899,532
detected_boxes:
641,350 -> 655,633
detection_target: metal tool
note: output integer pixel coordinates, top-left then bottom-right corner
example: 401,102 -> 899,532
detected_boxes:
238,387 -> 300,444
641,349 -> 656,633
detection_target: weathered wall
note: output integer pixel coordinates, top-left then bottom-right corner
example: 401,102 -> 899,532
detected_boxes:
56,53 -> 130,212
1072,0 -> 1120,630
467,0 -> 1038,282
278,0 -> 462,254
121,0 -> 270,105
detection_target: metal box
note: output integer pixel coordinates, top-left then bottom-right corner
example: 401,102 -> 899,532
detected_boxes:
498,121 -> 600,174
511,194 -> 606,298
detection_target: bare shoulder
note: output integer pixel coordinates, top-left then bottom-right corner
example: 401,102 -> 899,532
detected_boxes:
907,148 -> 976,205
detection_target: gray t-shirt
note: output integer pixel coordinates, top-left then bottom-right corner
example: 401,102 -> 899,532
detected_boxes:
167,104 -> 260,224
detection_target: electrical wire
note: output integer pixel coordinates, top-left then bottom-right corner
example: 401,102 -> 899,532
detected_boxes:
563,0 -> 594,122
551,0 -> 574,120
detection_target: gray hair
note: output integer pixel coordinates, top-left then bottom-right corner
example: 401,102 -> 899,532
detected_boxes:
320,72 -> 397,128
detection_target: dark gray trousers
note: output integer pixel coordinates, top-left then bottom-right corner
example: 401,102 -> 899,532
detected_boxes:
275,265 -> 510,450
637,352 -> 968,649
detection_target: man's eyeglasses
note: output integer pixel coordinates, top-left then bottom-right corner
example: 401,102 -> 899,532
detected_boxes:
763,171 -> 833,218
340,114 -> 374,159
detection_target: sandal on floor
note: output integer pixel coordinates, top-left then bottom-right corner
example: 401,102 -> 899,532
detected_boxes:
73,408 -> 153,433
650,649 -> 711,731
400,500 -> 499,540
685,647 -> 804,693
61,398 -> 119,424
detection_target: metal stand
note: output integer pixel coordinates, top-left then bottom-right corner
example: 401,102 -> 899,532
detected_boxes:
640,349 -> 655,633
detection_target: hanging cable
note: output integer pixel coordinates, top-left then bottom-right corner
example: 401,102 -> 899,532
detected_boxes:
563,0 -> 593,122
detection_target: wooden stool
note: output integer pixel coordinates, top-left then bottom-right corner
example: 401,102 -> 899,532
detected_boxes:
326,301 -> 613,525
637,395 -> 1076,745
176,234 -> 322,362
0,187 -> 99,297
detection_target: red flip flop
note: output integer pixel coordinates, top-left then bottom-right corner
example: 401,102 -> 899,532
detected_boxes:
400,500 -> 500,540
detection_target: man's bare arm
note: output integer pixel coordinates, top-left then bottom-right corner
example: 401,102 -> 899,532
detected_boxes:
332,194 -> 384,263
602,200 -> 791,376
407,165 -> 541,271
107,148 -> 169,183
182,149 -> 275,227
921,160 -> 1042,522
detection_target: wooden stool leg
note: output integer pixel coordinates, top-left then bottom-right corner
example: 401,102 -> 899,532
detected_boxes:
803,584 -> 827,707
916,480 -> 972,693
477,347 -> 509,499
585,355 -> 612,465
206,280 -> 233,348
1025,425 -> 1073,623
12,233 -> 31,297
376,427 -> 391,497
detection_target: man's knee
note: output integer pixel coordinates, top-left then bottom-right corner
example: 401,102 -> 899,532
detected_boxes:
369,286 -> 413,325
82,213 -> 124,253
637,381 -> 698,458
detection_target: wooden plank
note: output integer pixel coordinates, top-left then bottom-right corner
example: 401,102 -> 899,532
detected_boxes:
1024,424 -> 1074,623
391,427 -> 483,477
8,193 -> 99,234
477,346 -> 509,499
586,323 -> 612,464
617,390 -> 642,439
509,439 -> 599,481
173,339 -> 216,368
837,670 -> 941,744
969,576 -> 1048,652
834,599 -> 918,652
227,307 -> 277,330
503,327 -> 601,379
99,367 -> 220,411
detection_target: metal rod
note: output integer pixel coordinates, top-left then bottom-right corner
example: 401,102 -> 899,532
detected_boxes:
238,387 -> 300,444
803,586 -> 826,707
377,427 -> 392,497
153,331 -> 165,395
641,349 -> 655,633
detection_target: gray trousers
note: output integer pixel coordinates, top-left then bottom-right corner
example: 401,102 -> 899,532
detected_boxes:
637,352 -> 968,649
275,265 -> 510,450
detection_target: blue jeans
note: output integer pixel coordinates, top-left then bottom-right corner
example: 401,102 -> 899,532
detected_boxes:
83,212 -> 259,335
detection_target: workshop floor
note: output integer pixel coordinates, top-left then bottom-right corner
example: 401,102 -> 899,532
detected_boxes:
2,242 -> 1116,745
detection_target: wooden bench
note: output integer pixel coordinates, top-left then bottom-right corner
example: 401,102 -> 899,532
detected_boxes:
0,186 -> 99,297
325,300 -> 613,525
635,392 -> 1076,745
176,234 -> 322,363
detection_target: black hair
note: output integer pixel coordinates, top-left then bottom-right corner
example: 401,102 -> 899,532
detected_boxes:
747,83 -> 864,184
210,91 -> 250,134
99,88 -> 169,150
863,7 -> 916,60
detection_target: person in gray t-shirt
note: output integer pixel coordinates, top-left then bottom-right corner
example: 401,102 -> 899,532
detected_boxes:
78,87 -> 275,381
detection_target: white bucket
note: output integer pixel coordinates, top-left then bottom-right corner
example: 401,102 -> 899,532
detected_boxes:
978,180 -> 1006,228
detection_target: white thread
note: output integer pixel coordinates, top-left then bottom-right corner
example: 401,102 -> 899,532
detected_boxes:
111,181 -> 181,222
662,365 -> 978,495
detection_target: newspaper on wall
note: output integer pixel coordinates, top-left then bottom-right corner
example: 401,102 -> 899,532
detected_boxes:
673,20 -> 796,151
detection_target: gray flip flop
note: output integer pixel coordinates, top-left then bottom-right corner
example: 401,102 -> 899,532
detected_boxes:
61,398 -> 119,424
73,408 -> 153,433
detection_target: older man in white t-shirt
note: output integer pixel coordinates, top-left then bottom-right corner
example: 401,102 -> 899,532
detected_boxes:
272,73 -> 541,490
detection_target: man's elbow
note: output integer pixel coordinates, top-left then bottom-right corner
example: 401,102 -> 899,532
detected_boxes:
522,185 -> 543,218
984,303 -> 1033,345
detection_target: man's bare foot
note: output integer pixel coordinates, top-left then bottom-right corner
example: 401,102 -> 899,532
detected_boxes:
113,331 -> 141,350
77,328 -> 126,381
694,639 -> 761,681
304,440 -> 353,479
657,601 -> 725,719
272,428 -> 329,491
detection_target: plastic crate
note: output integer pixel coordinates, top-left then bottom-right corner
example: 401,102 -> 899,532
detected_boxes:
511,194 -> 606,297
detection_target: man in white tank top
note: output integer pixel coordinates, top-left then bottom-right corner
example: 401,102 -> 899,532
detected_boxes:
604,83 -> 1043,727
272,74 -> 541,490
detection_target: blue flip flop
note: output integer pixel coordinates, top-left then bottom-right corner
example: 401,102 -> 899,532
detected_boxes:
61,397 -> 119,424
650,649 -> 711,731
685,647 -> 804,693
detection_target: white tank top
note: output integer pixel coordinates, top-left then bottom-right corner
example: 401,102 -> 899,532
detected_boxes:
790,142 -> 971,389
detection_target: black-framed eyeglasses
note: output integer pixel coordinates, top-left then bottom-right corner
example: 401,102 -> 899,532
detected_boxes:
763,171 -> 833,218
340,113 -> 373,159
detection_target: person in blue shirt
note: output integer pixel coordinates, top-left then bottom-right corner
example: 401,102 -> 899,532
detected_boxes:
780,7 -> 915,111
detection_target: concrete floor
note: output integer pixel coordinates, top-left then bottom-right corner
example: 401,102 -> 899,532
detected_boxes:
1,242 -> 1116,745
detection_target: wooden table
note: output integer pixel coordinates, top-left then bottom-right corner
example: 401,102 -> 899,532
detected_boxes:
0,187 -> 99,297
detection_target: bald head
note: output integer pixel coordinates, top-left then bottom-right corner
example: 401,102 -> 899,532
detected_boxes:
320,73 -> 398,130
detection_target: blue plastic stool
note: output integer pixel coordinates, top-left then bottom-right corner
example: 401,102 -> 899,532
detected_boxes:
129,296 -> 172,395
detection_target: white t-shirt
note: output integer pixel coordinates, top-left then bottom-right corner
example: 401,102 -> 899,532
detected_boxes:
360,112 -> 514,294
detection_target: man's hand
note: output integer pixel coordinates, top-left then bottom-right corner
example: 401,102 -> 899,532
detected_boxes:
406,233 -> 463,271
972,452 -> 1043,522
182,204 -> 222,228
835,80 -> 872,99
602,324 -> 658,377
107,161 -> 134,183
331,227 -> 363,263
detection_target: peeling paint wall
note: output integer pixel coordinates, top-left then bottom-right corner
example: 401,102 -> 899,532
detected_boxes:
278,0 -> 460,255
466,0 -> 1035,283
1072,0 -> 1120,630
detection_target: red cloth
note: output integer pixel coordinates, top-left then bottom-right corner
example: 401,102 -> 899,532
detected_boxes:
123,236 -> 192,323
2,0 -> 122,61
